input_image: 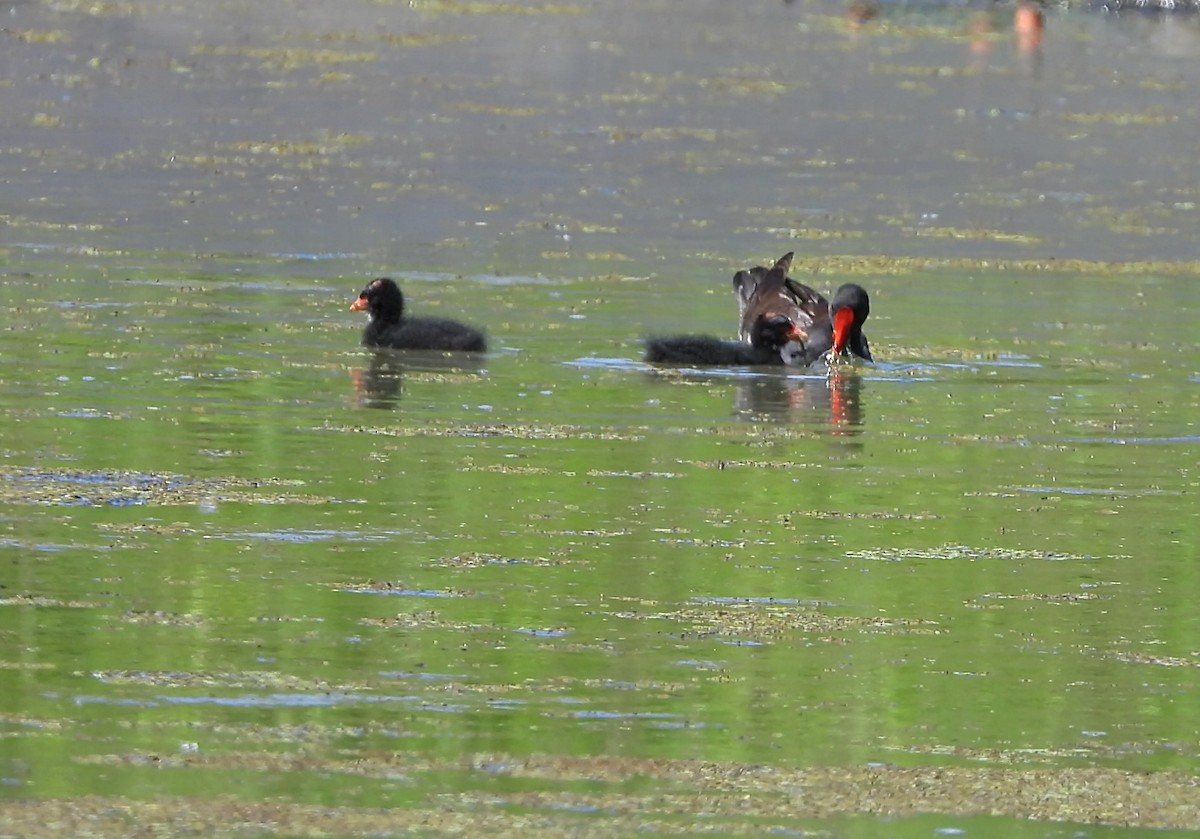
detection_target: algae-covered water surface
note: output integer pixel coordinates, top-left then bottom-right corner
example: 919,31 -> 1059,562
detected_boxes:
3,0 -> 1200,836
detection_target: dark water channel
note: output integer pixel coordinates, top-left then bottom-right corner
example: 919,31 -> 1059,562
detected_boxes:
3,0 -> 1200,836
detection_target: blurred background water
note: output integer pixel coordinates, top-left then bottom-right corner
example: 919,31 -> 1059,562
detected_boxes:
2,0 -> 1200,835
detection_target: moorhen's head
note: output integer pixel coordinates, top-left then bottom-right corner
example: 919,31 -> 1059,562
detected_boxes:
349,278 -> 405,323
829,283 -> 871,359
749,312 -> 807,365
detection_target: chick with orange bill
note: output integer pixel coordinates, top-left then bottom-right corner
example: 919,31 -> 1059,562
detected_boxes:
349,278 -> 486,352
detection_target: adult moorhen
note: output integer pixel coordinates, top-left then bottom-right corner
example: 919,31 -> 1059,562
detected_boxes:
645,312 -> 807,366
349,278 -> 487,352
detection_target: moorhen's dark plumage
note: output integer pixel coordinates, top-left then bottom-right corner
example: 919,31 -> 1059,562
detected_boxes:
733,252 -> 825,345
645,312 -> 806,366
349,278 -> 486,352
732,252 -> 872,365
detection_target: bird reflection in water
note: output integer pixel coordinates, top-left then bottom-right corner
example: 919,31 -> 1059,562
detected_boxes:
732,366 -> 865,435
827,367 -> 864,435
350,350 -> 485,410
350,351 -> 404,409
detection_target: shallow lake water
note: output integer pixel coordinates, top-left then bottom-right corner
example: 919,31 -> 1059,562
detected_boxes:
3,0 -> 1200,836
